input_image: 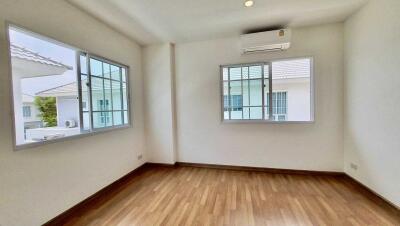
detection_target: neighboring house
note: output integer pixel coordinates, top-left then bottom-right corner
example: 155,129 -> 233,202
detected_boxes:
10,44 -> 72,144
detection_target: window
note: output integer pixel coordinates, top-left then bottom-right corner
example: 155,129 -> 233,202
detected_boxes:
221,58 -> 312,122
8,25 -> 131,149
22,106 -> 31,117
79,54 -> 129,130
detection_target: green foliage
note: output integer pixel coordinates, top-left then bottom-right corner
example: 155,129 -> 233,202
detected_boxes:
34,97 -> 57,127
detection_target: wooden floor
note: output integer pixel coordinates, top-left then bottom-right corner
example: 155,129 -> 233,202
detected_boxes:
61,165 -> 400,226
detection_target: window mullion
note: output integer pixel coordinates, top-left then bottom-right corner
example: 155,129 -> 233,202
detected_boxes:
87,54 -> 94,131
228,67 -> 231,120
76,52 -> 84,132
268,62 -> 273,121
261,63 -> 265,120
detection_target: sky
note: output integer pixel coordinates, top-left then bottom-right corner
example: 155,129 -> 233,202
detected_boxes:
9,26 -> 77,96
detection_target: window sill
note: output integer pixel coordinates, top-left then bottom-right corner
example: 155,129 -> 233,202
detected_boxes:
221,120 -> 315,124
14,124 -> 132,151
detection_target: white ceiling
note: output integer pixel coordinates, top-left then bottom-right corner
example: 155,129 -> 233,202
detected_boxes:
68,0 -> 367,45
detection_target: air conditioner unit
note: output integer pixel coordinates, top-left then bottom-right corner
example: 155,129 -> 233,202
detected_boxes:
65,120 -> 76,128
240,29 -> 291,54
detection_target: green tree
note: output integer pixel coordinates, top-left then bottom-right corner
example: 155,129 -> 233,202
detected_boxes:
34,97 -> 57,127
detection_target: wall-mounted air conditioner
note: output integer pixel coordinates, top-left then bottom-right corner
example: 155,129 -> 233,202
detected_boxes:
240,29 -> 291,54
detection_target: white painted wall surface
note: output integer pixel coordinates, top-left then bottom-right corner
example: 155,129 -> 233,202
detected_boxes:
344,0 -> 400,207
175,24 -> 344,171
143,44 -> 177,164
0,0 -> 146,225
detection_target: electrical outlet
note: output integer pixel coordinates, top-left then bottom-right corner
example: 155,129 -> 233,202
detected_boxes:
137,154 -> 143,160
350,163 -> 358,170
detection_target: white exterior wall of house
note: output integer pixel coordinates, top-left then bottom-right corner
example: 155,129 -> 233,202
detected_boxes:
56,96 -> 80,127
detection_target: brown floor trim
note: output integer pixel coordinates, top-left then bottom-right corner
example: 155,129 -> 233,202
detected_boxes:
43,162 -> 399,225
344,174 -> 400,214
176,161 -> 344,176
43,163 -> 149,226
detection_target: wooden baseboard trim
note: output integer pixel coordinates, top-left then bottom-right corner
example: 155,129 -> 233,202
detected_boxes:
43,163 -> 148,226
344,174 -> 400,214
176,162 -> 344,176
146,162 -> 176,167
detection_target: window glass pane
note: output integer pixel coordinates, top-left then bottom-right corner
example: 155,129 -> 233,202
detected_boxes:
229,67 -> 241,80
80,55 -> 87,75
91,77 -> 104,112
83,112 -> 90,130
249,107 -> 263,120
249,79 -> 262,106
123,111 -> 129,124
229,81 -> 242,120
242,67 -> 249,79
223,81 -> 229,119
90,59 -> 102,77
223,68 -> 228,81
113,111 -> 123,126
111,65 -> 120,81
249,66 -> 262,79
112,81 -> 122,110
272,58 -> 311,121
122,82 -> 128,111
103,63 -> 111,79
104,80 -> 112,112
122,68 -> 126,82
92,112 -> 105,128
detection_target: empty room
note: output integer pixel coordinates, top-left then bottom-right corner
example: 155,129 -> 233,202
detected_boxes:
0,0 -> 399,225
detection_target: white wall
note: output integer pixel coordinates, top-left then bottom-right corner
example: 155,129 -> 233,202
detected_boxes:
0,0 -> 146,225
143,44 -> 177,164
175,23 -> 344,171
344,0 -> 400,207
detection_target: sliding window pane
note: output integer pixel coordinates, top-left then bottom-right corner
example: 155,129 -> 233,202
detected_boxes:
223,81 -> 229,119
229,80 -> 243,119
103,63 -> 111,79
92,112 -> 105,129
249,79 -> 262,106
222,67 -> 228,81
91,77 -> 104,112
104,80 -> 112,112
272,58 -> 311,121
122,82 -> 128,111
249,66 -> 262,79
90,59 -> 102,77
123,111 -> 129,124
112,81 -> 122,110
111,65 -> 120,81
113,111 -> 123,126
229,67 -> 241,81
122,68 -> 127,82
249,107 -> 263,120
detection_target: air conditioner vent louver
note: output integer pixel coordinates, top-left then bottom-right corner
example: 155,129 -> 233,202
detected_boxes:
240,29 -> 291,54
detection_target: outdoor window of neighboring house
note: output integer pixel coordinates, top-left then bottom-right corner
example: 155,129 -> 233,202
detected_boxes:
22,106 -> 31,117
8,25 -> 131,149
221,58 -> 313,122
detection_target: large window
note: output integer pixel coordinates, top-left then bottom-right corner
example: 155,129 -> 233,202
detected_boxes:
8,25 -> 131,149
221,58 -> 312,122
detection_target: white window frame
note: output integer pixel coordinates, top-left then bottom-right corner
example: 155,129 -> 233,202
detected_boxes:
6,23 -> 132,151
220,57 -> 314,124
